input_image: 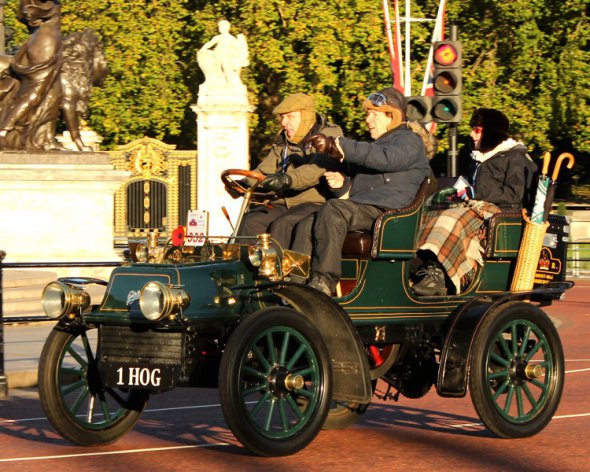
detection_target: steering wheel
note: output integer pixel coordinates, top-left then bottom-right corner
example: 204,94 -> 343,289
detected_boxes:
221,169 -> 267,198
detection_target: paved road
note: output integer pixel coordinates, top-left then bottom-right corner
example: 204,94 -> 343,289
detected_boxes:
1,282 -> 589,471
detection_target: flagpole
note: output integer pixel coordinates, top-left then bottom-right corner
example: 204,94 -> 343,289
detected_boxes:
382,0 -> 399,90
404,0 -> 411,96
394,0 -> 403,92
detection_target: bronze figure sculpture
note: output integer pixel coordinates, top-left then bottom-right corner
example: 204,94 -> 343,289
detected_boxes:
60,28 -> 108,151
0,1 -> 107,152
0,0 -> 63,151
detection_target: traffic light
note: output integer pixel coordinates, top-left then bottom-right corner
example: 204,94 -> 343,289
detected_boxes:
406,96 -> 432,123
431,40 -> 462,123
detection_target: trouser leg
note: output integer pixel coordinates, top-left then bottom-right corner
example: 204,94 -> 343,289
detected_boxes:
312,200 -> 382,288
237,204 -> 288,239
268,203 -> 322,249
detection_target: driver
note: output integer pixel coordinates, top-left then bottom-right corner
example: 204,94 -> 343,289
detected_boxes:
233,93 -> 343,249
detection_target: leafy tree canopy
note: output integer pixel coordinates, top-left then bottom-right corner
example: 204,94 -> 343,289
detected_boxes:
3,0 -> 589,182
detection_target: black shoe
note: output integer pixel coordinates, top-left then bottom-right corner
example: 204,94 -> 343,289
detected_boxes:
412,265 -> 447,296
308,273 -> 332,296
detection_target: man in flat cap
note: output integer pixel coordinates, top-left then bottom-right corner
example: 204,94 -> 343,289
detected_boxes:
234,92 -> 342,249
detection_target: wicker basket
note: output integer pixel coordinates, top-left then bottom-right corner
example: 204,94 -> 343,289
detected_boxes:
510,210 -> 550,292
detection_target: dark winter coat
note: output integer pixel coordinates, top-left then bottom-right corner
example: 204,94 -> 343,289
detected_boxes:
469,143 -> 537,210
337,125 -> 430,210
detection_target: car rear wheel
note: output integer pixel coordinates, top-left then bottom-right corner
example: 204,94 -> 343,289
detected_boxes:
38,327 -> 149,446
219,307 -> 332,456
469,301 -> 564,438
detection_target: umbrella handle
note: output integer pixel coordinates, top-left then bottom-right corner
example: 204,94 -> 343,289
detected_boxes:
551,152 -> 575,181
541,151 -> 551,176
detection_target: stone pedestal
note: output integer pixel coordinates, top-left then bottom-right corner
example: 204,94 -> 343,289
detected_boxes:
57,129 -> 104,152
0,152 -> 130,263
191,83 -> 253,238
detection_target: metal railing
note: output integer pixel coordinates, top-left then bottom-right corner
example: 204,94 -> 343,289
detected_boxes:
0,250 -> 122,398
567,241 -> 590,278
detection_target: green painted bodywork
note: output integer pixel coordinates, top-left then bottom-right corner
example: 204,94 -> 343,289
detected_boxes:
86,257 -> 257,326
86,202 -> 566,331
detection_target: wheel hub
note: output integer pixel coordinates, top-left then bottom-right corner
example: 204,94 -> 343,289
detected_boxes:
511,357 -> 545,384
268,366 -> 304,397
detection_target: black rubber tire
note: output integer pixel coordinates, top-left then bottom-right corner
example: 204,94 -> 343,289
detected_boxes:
469,301 -> 564,438
219,307 -> 332,456
38,327 -> 149,446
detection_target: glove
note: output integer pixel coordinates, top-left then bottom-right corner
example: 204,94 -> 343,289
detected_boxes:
261,172 -> 293,192
304,134 -> 343,159
225,184 -> 243,199
225,179 -> 249,199
456,185 -> 475,201
431,187 -> 457,204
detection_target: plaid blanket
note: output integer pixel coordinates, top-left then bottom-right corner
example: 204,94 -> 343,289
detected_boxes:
417,201 -> 502,293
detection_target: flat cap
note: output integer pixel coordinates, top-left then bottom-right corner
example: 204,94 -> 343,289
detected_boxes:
273,93 -> 315,115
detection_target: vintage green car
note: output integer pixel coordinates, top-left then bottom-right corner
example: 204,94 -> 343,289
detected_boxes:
37,169 -> 573,456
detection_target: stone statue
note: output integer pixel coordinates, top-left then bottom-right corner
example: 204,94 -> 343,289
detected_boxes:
60,29 -> 108,151
0,0 -> 63,151
197,20 -> 249,86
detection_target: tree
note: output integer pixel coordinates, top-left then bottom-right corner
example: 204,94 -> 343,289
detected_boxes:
3,0 -> 588,184
190,0 -> 397,163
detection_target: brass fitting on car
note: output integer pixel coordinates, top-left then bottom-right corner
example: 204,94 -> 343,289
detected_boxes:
248,234 -> 281,281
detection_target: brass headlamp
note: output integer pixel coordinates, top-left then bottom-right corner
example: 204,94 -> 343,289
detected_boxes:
248,234 -> 281,281
42,281 -> 91,319
139,281 -> 190,321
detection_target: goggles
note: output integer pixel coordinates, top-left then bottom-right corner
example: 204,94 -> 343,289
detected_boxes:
367,92 -> 388,107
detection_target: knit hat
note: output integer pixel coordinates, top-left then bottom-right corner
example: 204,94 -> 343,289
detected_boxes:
469,108 -> 510,152
273,93 -> 316,144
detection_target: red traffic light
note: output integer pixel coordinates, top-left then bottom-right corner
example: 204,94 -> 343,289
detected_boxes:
432,39 -> 462,123
434,43 -> 459,67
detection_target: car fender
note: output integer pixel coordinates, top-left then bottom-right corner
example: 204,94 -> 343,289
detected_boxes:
260,283 -> 373,404
437,281 -> 574,397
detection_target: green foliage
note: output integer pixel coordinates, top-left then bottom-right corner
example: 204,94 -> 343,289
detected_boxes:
2,0 -> 588,180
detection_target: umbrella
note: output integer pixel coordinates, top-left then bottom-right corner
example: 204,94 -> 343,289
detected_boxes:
531,152 -> 575,223
543,152 -> 575,221
511,151 -> 575,291
530,152 -> 552,224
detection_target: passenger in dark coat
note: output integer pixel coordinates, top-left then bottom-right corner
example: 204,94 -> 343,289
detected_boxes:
412,108 -> 538,296
295,87 -> 430,295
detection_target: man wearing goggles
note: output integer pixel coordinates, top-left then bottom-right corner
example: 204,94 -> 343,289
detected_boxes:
296,87 -> 430,295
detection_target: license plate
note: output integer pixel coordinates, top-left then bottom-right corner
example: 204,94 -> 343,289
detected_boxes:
101,363 -> 179,391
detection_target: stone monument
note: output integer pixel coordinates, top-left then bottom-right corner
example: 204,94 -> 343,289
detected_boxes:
0,2 -> 128,271
192,20 -> 252,238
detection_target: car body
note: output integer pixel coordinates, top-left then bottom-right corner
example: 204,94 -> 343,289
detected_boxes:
37,172 -> 573,456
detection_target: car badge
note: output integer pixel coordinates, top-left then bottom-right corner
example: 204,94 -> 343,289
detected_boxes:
126,290 -> 141,306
